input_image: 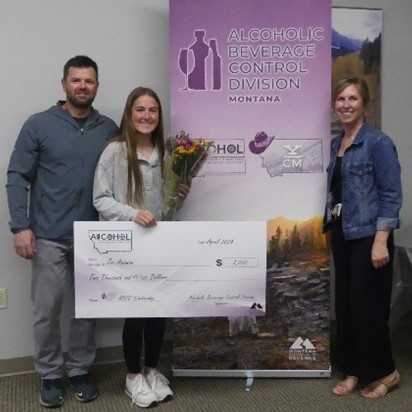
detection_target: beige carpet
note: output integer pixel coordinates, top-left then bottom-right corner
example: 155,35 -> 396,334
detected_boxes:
1,324 -> 412,411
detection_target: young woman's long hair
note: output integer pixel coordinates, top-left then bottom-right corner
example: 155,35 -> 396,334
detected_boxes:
117,87 -> 165,207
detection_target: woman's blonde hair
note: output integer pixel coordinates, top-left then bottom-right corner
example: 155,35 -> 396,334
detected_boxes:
333,77 -> 370,106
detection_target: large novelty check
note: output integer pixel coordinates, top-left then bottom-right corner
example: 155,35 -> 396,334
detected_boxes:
74,221 -> 266,318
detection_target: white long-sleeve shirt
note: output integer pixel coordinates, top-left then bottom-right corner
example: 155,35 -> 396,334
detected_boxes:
93,141 -> 163,221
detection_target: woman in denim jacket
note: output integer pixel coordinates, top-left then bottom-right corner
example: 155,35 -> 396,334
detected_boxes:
323,77 -> 402,398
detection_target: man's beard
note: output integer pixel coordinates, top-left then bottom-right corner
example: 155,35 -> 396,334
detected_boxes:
66,92 -> 96,109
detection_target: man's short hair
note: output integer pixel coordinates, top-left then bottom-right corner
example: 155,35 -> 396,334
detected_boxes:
63,55 -> 99,81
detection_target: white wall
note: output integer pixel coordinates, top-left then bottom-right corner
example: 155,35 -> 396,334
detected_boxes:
0,0 -> 411,362
0,0 -> 170,361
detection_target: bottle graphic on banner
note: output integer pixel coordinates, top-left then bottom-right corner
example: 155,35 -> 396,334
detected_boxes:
209,39 -> 222,90
188,30 -> 210,90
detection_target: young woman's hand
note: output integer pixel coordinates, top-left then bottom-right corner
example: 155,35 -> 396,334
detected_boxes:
134,210 -> 157,227
178,181 -> 192,200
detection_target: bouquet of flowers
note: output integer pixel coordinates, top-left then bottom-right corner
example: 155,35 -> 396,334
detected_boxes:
159,131 -> 213,221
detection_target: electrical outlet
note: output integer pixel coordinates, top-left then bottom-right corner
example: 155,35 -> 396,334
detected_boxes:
0,288 -> 8,309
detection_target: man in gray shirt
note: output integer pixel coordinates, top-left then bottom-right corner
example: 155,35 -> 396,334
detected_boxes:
6,55 -> 118,408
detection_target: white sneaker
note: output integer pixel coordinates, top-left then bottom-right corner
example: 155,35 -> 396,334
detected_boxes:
125,374 -> 158,408
145,368 -> 173,402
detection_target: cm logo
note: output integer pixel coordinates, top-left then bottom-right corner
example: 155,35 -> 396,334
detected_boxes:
282,145 -> 303,168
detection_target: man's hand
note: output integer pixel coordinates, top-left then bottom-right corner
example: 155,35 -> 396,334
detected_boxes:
14,229 -> 36,259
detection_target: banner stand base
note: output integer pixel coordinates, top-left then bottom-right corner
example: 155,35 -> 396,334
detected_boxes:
245,371 -> 254,391
172,368 -> 332,379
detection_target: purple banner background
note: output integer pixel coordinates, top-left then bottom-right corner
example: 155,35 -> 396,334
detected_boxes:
170,0 -> 331,375
171,0 -> 331,223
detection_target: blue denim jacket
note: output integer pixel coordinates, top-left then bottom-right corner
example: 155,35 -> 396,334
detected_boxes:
323,123 -> 402,240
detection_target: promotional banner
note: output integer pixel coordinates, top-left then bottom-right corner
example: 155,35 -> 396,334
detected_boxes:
332,7 -> 382,128
74,221 -> 266,318
170,0 -> 331,377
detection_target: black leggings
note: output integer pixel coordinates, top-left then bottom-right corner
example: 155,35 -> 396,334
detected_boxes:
122,318 -> 166,374
331,219 -> 395,386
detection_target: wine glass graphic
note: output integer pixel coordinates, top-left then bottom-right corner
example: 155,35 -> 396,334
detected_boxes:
178,48 -> 191,91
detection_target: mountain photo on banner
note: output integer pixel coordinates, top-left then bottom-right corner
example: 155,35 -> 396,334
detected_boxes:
332,7 -> 382,131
